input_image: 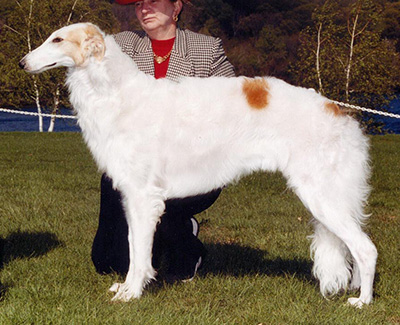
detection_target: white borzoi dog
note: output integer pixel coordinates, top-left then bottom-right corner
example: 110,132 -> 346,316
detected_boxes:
20,23 -> 377,307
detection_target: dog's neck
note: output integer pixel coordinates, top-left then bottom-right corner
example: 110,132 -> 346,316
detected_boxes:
66,36 -> 152,110
65,35 -> 155,174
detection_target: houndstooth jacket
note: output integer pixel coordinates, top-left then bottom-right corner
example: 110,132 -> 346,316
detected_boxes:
113,28 -> 235,81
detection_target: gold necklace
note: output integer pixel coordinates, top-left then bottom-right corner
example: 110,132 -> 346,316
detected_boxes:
153,50 -> 172,64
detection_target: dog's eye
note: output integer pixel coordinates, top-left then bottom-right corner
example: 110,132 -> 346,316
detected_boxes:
52,37 -> 63,43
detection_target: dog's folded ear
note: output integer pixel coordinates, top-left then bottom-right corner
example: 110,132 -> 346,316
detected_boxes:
83,24 -> 106,61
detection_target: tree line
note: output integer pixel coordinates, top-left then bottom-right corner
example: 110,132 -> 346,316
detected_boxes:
0,0 -> 119,131
1,0 -> 399,132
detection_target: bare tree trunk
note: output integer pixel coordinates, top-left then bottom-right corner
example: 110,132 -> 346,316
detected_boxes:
316,22 -> 324,94
67,0 -> 79,24
33,78 -> 43,132
26,0 -> 43,131
345,12 -> 359,102
46,0 -> 78,132
48,85 -> 60,132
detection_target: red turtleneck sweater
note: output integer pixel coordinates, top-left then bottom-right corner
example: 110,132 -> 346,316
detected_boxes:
151,38 -> 175,79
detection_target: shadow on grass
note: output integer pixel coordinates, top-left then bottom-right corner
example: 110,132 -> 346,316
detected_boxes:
149,242 -> 313,294
0,231 -> 63,300
200,242 -> 313,280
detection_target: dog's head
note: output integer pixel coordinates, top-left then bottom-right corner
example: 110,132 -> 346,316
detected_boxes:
19,23 -> 106,74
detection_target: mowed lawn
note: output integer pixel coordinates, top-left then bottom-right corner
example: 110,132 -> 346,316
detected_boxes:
0,132 -> 399,324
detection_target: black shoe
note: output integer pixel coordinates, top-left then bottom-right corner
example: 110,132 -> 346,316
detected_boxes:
164,216 -> 206,282
191,217 -> 199,237
181,217 -> 204,282
182,256 -> 202,282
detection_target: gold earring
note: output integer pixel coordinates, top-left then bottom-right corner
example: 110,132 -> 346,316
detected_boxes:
173,15 -> 178,22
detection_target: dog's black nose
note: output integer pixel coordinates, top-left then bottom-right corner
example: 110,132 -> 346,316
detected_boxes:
19,59 -> 26,69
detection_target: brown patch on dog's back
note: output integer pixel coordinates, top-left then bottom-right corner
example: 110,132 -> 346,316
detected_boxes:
242,78 -> 269,109
325,102 -> 344,116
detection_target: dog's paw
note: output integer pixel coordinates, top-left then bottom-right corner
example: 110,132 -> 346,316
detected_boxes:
347,297 -> 369,308
110,282 -> 142,302
109,268 -> 156,302
109,282 -> 121,293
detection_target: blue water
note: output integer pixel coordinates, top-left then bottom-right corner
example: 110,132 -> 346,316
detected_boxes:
1,98 -> 400,133
0,108 -> 80,132
378,97 -> 400,134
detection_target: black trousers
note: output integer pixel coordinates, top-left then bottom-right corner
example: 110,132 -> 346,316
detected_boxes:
91,174 -> 221,277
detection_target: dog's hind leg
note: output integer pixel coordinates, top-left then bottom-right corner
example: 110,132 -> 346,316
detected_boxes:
310,220 -> 374,301
110,188 -> 165,301
293,181 -> 377,308
349,259 -> 361,291
337,226 -> 377,308
320,218 -> 376,308
284,126 -> 376,307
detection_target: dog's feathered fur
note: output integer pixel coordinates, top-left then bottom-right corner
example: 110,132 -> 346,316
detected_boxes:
20,23 -> 377,307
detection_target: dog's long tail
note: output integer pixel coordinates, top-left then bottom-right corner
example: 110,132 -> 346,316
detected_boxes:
310,221 -> 352,297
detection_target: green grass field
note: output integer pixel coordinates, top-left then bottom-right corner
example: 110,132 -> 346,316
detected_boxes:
0,132 -> 399,324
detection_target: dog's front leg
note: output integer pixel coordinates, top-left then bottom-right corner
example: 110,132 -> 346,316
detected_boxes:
110,190 -> 164,302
